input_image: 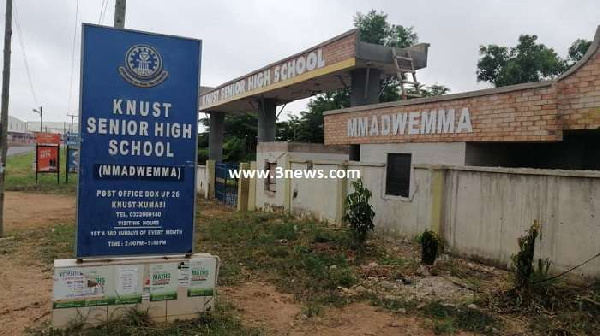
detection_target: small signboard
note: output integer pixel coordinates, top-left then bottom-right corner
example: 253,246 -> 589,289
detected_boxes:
188,257 -> 217,297
67,149 -> 79,173
149,263 -> 178,301
66,132 -> 79,148
76,25 -> 201,258
36,133 -> 61,145
37,146 -> 59,172
65,133 -> 79,182
35,132 -> 61,183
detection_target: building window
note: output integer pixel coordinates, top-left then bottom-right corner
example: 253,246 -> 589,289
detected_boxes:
264,161 -> 277,192
385,153 -> 411,197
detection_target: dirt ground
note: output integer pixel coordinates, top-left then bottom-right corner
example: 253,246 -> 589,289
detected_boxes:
0,192 -> 75,335
0,193 -> 464,335
4,192 -> 76,231
223,282 -> 438,336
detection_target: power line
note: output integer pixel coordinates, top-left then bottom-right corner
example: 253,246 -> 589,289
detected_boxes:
534,252 -> 600,284
13,0 -> 38,106
67,0 -> 79,114
98,0 -> 106,23
98,0 -> 109,24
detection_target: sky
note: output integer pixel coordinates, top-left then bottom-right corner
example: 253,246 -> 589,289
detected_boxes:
1,0 -> 599,124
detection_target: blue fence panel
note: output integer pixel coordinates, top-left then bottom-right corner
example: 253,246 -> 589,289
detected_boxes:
215,163 -> 239,207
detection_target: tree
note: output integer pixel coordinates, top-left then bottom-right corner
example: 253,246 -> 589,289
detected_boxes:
477,35 -> 592,88
354,10 -> 423,104
293,10 -> 450,143
407,84 -> 451,98
277,114 -> 303,141
567,38 -> 592,64
353,10 -> 418,48
199,112 -> 258,163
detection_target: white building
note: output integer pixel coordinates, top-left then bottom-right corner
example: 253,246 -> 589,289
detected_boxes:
7,116 -> 34,144
8,116 -> 28,133
26,121 -> 75,135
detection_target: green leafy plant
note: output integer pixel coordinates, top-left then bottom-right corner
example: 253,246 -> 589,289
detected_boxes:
343,179 -> 375,249
420,230 -> 440,265
511,220 -> 541,290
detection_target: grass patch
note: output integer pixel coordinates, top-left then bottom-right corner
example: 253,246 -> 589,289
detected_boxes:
39,223 -> 76,263
197,210 -> 358,306
0,236 -> 17,255
301,302 -> 323,318
13,223 -> 77,264
6,151 -> 77,193
370,295 -> 417,312
27,301 -> 262,336
421,301 -> 498,335
488,280 -> 600,335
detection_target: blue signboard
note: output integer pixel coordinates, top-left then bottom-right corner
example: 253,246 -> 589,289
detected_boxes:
66,132 -> 79,148
76,25 -> 201,257
67,148 -> 79,173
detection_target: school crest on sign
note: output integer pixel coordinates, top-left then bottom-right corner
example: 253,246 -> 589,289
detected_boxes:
118,45 -> 168,88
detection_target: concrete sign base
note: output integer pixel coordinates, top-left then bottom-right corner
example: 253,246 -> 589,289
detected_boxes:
52,253 -> 219,328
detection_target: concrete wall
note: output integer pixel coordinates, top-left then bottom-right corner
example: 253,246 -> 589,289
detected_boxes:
357,142 -> 465,223
196,165 -> 208,199
440,166 -> 600,278
289,160 -> 345,223
251,157 -> 600,279
353,163 -> 434,237
360,142 -> 466,165
248,141 -> 600,279
358,163 -> 600,279
254,142 -> 348,212
255,148 -> 289,211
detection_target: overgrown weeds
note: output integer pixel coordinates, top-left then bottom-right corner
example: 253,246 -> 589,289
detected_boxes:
30,223 -> 75,264
27,302 -> 262,336
512,220 -> 541,291
197,209 -> 359,306
421,301 -> 498,335
25,201 -> 600,336
481,220 -> 600,335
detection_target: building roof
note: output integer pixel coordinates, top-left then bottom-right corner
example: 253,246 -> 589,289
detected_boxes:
199,29 -> 429,113
323,25 -> 600,145
325,25 -> 600,116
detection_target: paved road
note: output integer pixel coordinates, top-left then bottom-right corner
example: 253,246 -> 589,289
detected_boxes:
7,146 -> 34,156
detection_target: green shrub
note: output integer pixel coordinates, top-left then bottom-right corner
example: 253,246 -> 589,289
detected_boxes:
420,230 -> 439,265
343,179 -> 375,248
512,220 -> 541,290
272,222 -> 297,241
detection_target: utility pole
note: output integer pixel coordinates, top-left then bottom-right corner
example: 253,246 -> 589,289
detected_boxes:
33,106 -> 42,132
67,113 -> 77,133
0,0 -> 12,238
114,0 -> 126,29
